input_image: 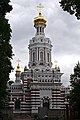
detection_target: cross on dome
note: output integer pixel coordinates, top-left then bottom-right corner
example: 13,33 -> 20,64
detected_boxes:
54,60 -> 58,68
16,58 -> 21,72
17,58 -> 21,65
37,3 -> 44,13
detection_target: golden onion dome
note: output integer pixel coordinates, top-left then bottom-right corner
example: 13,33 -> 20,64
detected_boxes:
16,64 -> 21,72
34,12 -> 47,26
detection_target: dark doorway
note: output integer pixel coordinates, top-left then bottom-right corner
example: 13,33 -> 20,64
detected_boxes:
43,98 -> 49,109
15,99 -> 20,110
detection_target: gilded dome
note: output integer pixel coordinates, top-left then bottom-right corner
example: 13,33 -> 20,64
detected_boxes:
34,12 -> 47,26
16,64 -> 21,72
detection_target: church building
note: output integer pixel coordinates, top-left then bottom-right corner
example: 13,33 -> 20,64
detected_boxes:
8,4 -> 70,119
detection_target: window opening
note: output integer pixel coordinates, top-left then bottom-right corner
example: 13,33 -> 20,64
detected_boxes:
33,52 -> 35,62
40,52 -> 43,62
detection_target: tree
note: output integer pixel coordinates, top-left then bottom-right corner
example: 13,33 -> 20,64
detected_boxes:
0,0 -> 13,110
59,0 -> 80,20
69,62 -> 80,118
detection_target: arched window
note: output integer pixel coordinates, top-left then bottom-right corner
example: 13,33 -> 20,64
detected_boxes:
33,52 -> 35,62
15,99 -> 20,110
40,52 -> 43,62
47,53 -> 49,62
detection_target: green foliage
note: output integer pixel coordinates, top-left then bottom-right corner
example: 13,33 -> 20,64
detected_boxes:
8,115 -> 13,120
58,116 -> 65,120
69,62 -> 80,113
0,0 -> 13,110
59,0 -> 80,19
0,0 -> 12,16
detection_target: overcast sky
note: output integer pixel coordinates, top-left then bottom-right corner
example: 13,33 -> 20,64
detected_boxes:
7,0 -> 80,86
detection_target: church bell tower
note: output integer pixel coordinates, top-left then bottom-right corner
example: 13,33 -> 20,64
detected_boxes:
28,4 -> 52,70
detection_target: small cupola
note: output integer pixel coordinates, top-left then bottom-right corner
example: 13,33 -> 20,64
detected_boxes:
16,63 -> 21,72
16,59 -> 21,72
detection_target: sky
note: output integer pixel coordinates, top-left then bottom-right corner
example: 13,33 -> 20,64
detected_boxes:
7,0 -> 80,86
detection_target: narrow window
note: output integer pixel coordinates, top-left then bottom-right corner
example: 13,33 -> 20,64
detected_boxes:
37,27 -> 39,33
47,53 -> 49,62
33,52 -> 35,62
40,52 -> 43,61
31,52 -> 32,61
38,48 -> 39,60
40,27 -> 42,32
41,39 -> 43,42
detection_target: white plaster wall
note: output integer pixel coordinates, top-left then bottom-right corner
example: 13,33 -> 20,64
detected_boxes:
40,89 -> 52,98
